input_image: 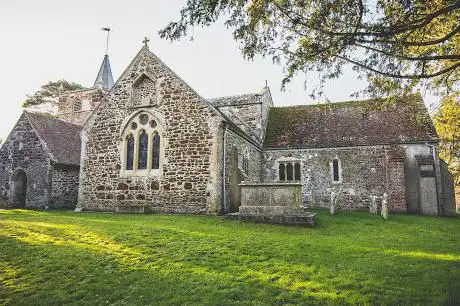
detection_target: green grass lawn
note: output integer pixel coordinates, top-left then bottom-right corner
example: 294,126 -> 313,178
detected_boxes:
0,210 -> 459,305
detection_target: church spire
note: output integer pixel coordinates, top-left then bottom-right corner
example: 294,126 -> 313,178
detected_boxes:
94,27 -> 114,90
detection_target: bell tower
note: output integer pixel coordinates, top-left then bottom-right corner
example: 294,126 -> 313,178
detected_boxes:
56,28 -> 114,125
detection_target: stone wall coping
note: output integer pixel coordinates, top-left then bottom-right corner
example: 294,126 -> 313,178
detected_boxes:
239,182 -> 302,187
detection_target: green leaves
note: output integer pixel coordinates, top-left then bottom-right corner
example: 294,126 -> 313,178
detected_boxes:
434,94 -> 460,187
22,80 -> 86,108
160,0 -> 460,98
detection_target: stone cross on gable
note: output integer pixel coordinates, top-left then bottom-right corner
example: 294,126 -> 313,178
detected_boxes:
143,37 -> 150,47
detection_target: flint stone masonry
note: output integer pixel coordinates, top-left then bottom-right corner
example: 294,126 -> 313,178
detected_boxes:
262,146 -> 391,210
0,113 -> 80,209
51,165 -> 79,208
58,88 -> 105,126
78,46 -> 223,214
210,88 -> 272,142
0,114 -> 50,208
3,41 -> 450,218
223,129 -> 262,213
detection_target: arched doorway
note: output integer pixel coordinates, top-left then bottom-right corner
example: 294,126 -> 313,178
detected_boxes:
11,170 -> 27,208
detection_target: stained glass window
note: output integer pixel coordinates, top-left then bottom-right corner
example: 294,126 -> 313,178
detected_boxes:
138,130 -> 148,170
126,134 -> 134,170
152,133 -> 160,169
139,114 -> 148,125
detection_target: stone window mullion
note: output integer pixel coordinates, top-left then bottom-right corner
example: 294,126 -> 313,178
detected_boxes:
133,133 -> 140,171
284,162 -> 287,181
121,138 -> 127,174
147,132 -> 153,171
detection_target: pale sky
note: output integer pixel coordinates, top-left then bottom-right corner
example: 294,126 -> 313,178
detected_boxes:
0,0 -> 437,140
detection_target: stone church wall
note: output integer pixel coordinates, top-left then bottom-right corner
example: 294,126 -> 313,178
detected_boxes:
0,115 -> 51,208
215,88 -> 272,143
78,48 -> 223,214
223,129 -> 262,213
51,165 -> 79,208
262,146 -> 391,210
218,103 -> 261,140
57,88 -> 104,126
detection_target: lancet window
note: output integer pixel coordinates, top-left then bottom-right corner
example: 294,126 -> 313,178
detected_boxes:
331,158 -> 342,183
278,161 -> 301,181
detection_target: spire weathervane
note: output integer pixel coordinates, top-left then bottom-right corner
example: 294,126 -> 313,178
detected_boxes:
143,36 -> 150,47
102,27 -> 111,55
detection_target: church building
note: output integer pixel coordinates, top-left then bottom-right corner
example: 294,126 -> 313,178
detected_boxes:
0,39 -> 456,217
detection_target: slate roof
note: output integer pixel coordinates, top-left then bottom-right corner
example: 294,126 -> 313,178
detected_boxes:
25,112 -> 82,165
263,95 -> 438,149
94,54 -> 114,90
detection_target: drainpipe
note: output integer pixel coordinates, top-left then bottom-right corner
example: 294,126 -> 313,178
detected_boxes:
220,122 -> 228,214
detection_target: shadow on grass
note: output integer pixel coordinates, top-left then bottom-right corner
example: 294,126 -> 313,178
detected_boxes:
0,210 -> 459,305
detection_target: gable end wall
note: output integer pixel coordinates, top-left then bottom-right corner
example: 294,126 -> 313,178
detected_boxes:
0,115 -> 51,208
78,48 -> 223,214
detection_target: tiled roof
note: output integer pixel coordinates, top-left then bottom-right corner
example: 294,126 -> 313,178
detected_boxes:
263,95 -> 438,149
25,112 -> 82,165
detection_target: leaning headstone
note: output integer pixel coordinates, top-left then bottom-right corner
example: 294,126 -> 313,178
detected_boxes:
369,195 -> 378,214
381,193 -> 388,220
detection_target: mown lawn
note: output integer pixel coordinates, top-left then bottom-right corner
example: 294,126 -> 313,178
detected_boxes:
0,210 -> 459,305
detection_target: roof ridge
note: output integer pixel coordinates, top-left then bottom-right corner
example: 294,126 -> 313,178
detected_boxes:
208,92 -> 260,101
24,111 -> 82,128
271,94 -> 422,109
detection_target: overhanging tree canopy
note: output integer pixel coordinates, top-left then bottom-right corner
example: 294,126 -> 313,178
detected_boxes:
160,0 -> 460,98
23,80 -> 86,108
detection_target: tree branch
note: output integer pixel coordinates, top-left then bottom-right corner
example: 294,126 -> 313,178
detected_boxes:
355,43 -> 460,61
336,55 -> 460,79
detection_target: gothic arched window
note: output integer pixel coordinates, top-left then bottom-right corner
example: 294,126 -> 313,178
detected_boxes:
152,133 -> 160,169
138,130 -> 148,170
242,149 -> 249,174
73,100 -> 82,112
126,134 -> 134,170
121,112 -> 163,176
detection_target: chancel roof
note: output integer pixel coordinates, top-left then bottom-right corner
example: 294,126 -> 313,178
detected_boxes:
263,95 -> 438,149
25,112 -> 81,165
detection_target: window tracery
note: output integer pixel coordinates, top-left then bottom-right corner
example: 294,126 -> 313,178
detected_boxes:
121,112 -> 162,176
